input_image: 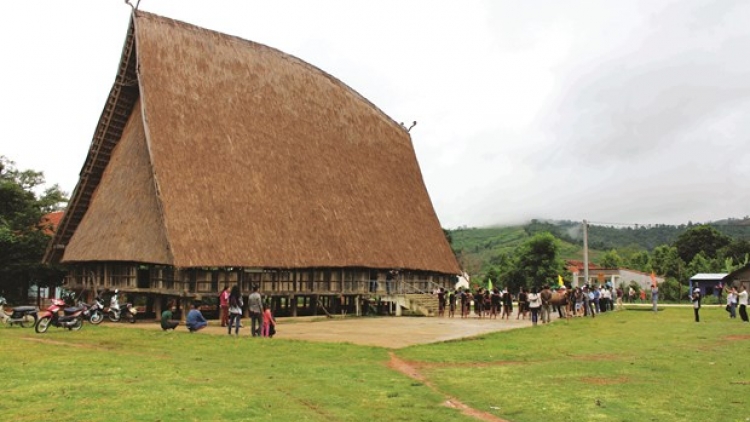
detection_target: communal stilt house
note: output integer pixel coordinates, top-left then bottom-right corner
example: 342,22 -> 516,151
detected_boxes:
44,10 -> 460,319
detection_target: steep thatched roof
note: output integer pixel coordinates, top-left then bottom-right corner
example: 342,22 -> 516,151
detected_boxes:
46,11 -> 460,275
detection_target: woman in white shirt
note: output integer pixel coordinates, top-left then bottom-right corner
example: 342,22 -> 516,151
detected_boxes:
738,285 -> 749,323
527,287 -> 541,326
726,287 -> 737,319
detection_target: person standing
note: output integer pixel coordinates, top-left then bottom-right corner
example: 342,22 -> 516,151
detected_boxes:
528,287 -> 541,326
227,285 -> 243,336
726,287 -> 738,319
219,285 -> 230,327
692,287 -> 701,322
474,288 -> 484,319
540,285 -> 552,324
247,285 -> 263,336
501,288 -> 513,320
262,304 -> 276,337
460,289 -> 469,319
448,289 -> 456,318
437,288 -> 446,317
738,285 -> 749,323
516,287 -> 528,320
651,284 -> 659,312
615,286 -> 624,311
490,288 -> 501,319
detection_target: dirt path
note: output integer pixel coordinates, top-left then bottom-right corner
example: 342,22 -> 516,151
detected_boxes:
387,352 -> 510,422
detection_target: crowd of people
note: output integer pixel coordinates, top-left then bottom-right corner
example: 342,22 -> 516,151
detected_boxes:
160,284 -> 276,336
436,283 -> 643,326
437,282 -> 750,325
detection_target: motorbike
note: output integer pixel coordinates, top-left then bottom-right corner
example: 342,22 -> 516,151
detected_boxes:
35,298 -> 84,333
108,302 -> 137,323
0,296 -> 38,328
79,296 -> 105,325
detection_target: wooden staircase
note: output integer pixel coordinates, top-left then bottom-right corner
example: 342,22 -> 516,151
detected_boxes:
380,293 -> 440,317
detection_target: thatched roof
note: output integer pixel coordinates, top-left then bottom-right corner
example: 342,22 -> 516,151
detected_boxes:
46,11 -> 460,275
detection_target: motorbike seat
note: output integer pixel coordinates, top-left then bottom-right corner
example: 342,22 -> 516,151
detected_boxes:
12,306 -> 37,313
64,307 -> 82,314
58,314 -> 78,322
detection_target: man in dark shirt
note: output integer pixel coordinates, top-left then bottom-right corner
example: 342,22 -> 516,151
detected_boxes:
161,306 -> 179,331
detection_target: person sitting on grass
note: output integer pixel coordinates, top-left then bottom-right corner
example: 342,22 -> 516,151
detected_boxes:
186,302 -> 208,332
161,305 -> 179,331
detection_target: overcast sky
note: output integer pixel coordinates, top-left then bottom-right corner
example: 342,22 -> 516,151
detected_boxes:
2,1 -> 749,229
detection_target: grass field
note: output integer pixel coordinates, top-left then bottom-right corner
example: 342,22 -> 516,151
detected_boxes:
1,307 -> 748,421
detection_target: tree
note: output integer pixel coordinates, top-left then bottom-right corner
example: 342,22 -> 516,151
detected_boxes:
687,251 -> 713,276
651,245 -> 684,279
0,157 -> 67,302
673,225 -> 731,263
624,250 -> 651,273
510,232 -> 565,291
599,250 -> 623,269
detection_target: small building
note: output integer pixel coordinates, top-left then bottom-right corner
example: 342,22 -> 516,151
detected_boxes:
689,273 -> 728,298
44,10 -> 460,318
567,260 -> 664,290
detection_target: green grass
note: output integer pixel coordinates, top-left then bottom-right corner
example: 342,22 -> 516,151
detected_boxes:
2,308 -> 749,421
398,307 -> 750,421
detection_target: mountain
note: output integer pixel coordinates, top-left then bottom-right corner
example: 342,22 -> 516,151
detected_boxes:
448,218 -> 750,270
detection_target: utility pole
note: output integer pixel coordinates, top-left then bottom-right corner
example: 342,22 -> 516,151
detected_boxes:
583,220 -> 589,287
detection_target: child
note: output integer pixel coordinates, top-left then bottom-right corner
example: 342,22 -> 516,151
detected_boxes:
262,304 -> 276,337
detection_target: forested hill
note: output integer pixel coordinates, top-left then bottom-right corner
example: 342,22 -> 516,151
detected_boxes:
449,218 -> 750,260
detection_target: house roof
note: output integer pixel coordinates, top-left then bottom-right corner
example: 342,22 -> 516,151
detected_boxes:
45,11 -> 460,275
689,273 -> 729,281
566,260 -> 602,272
40,211 -> 64,235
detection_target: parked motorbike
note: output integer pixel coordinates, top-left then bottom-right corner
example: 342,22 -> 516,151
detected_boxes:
108,302 -> 137,323
35,298 -> 84,333
0,296 -> 38,328
79,296 -> 105,325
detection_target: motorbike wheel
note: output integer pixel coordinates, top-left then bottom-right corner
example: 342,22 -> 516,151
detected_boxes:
108,311 -> 120,323
89,310 -> 104,325
20,314 -> 37,328
35,316 -> 51,334
69,317 -> 83,331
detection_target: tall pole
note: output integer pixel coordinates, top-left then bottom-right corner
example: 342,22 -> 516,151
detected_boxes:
583,220 -> 589,287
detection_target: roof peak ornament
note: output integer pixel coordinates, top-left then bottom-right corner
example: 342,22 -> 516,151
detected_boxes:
124,0 -> 141,11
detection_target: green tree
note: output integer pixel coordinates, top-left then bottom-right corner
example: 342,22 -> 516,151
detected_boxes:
599,250 -> 623,269
673,225 -> 731,263
651,245 -> 684,279
509,232 -> 564,291
0,157 -> 67,301
687,251 -> 713,276
624,250 -> 651,272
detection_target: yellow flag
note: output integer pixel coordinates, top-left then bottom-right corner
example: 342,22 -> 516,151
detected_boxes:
558,275 -> 564,287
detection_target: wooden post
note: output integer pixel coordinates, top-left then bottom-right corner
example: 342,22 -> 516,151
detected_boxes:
153,296 -> 162,322
291,294 -> 297,317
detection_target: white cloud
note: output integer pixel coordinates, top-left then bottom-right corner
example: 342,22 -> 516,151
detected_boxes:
2,1 -> 748,229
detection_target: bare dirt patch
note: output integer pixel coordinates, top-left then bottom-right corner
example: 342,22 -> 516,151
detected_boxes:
581,376 -> 630,385
122,315 -> 537,349
388,352 -> 510,422
724,334 -> 750,341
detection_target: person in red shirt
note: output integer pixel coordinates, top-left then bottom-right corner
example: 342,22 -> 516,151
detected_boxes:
219,285 -> 230,327
262,305 -> 276,338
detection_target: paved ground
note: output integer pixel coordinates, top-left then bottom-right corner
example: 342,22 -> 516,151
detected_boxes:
128,314 -> 540,349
